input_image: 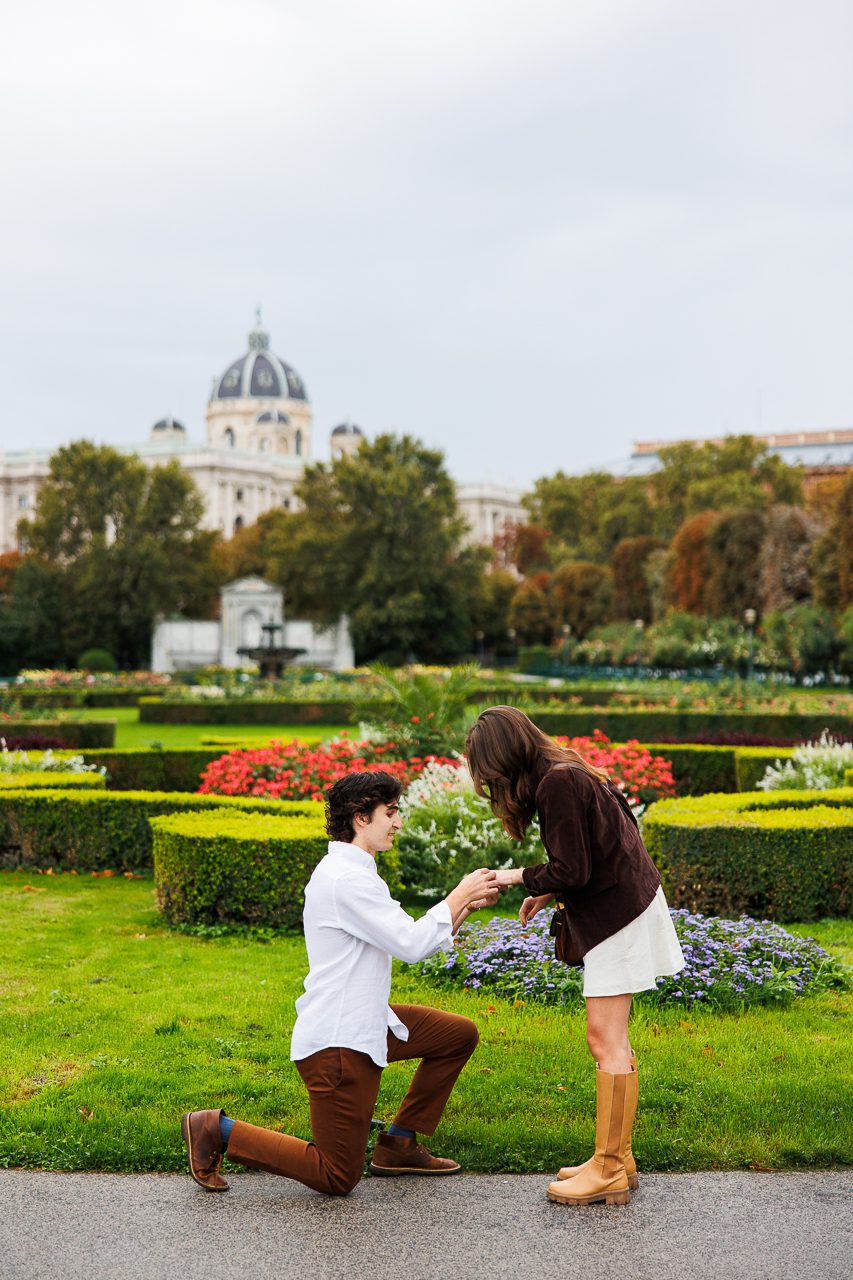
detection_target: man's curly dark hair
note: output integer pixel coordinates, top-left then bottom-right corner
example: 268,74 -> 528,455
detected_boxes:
324,771 -> 403,842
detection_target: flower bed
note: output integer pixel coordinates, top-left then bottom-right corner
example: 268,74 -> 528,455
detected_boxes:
198,738 -> 459,802
552,732 -> 675,806
415,911 -> 849,1010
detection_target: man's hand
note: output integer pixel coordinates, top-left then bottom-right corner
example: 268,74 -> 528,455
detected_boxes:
519,893 -> 554,926
468,888 -> 500,912
445,867 -> 498,931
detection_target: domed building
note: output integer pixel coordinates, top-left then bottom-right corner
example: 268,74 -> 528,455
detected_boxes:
206,316 -> 312,461
330,421 -> 364,460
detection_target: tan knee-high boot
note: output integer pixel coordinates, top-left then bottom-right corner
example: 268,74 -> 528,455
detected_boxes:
556,1052 -> 639,1190
547,1065 -> 633,1206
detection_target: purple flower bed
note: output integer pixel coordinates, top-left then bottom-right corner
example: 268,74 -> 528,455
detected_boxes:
415,911 -> 849,1010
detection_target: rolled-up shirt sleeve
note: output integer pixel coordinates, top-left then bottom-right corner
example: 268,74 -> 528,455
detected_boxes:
521,774 -> 593,897
333,872 -> 453,963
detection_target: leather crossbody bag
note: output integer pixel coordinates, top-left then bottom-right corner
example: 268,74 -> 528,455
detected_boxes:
547,769 -> 639,967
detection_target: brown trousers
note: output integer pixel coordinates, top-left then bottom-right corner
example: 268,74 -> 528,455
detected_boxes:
226,1004 -> 478,1196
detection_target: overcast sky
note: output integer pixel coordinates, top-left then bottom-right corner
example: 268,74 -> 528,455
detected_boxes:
3,0 -> 852,488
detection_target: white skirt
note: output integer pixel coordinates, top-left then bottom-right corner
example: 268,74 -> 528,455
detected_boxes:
582,886 -> 685,997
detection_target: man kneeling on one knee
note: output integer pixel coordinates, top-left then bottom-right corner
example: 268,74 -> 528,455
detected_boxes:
182,770 -> 498,1196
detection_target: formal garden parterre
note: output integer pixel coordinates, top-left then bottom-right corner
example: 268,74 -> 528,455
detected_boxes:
0,670 -> 850,1173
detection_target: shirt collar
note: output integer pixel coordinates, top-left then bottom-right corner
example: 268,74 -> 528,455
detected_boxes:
328,841 -> 377,870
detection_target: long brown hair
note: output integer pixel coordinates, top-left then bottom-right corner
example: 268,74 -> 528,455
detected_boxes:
465,705 -> 609,840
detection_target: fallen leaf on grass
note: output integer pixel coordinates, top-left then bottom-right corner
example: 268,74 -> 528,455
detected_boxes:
702,1045 -> 714,1055
90,870 -> 116,879
771,1053 -> 785,1062
133,933 -> 147,940
22,886 -> 47,893
479,1067 -> 493,1075
651,1023 -> 661,1037
79,1107 -> 93,1121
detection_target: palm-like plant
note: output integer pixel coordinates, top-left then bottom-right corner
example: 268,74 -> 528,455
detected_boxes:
363,664 -> 481,757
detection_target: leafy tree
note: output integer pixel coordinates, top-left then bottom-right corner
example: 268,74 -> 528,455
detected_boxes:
610,536 -> 665,622
524,472 -> 650,564
651,436 -> 802,537
761,605 -> 840,677
508,573 -> 554,644
812,472 -> 853,611
19,441 -> 218,668
665,511 -> 716,613
262,434 -> 483,662
363,663 -> 481,756
551,561 -> 614,638
758,505 -> 818,614
704,509 -> 766,619
468,568 -> 518,651
491,522 -> 550,574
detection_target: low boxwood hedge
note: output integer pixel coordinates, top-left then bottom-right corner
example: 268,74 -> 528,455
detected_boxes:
642,788 -> 853,921
0,789 -> 323,873
78,748 -> 226,792
846,768 -> 853,786
139,697 -> 386,725
153,810 -> 328,929
0,720 -> 116,748
644,744 -> 738,794
0,772 -> 105,790
734,747 -> 794,791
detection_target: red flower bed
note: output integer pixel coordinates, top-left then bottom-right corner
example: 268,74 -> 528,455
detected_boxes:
198,738 -> 459,802
555,731 -> 676,806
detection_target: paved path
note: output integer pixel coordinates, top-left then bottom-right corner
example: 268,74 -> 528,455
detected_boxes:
1,1170 -> 850,1280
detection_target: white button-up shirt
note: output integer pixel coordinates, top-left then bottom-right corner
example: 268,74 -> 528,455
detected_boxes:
290,841 -> 454,1068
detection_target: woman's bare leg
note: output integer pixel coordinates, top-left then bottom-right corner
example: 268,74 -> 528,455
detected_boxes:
584,994 -> 633,1072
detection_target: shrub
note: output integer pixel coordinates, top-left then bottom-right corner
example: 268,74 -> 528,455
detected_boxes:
552,733 -> 676,807
756,733 -> 853,791
76,648 -> 117,673
415,910 -> 849,1009
645,744 -> 738,794
398,764 -> 544,898
0,788 -> 323,873
846,768 -> 853,786
0,772 -> 105,790
198,738 -> 459,802
642,789 -> 853,920
138,697 -> 383,725
523,709 -> 851,745
153,811 -> 328,930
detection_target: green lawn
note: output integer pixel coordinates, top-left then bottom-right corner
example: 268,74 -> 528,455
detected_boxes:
75,707 -> 348,750
0,871 -> 850,1174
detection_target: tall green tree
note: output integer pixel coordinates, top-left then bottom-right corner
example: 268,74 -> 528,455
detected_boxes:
20,441 -> 218,668
610,535 -> 665,622
651,436 -> 802,537
524,472 -> 651,564
704,509 -> 766,619
812,472 -> 853,611
263,434 -> 484,662
551,561 -> 614,637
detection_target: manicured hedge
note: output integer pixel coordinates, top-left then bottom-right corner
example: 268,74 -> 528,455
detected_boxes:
9,689 -> 147,709
525,709 -> 852,744
0,721 -> 116,748
846,769 -> 853,786
78,748 -> 226,792
139,697 -> 386,725
734,748 -> 794,792
153,811 -> 328,929
0,772 -> 105,790
0,789 -> 323,873
643,788 -> 853,921
644,745 -> 738,795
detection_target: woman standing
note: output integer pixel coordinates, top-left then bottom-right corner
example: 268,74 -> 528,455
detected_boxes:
465,706 -> 684,1207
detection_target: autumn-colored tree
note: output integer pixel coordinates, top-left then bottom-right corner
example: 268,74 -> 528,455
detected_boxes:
551,561 -> 614,638
508,572 -> 554,644
610,536 -> 665,622
812,472 -> 853,610
665,511 -> 716,613
704,509 -> 766,619
758,505 -> 818,614
492,521 -> 550,574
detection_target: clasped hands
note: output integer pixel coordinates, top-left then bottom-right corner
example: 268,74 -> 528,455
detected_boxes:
452,866 -> 554,926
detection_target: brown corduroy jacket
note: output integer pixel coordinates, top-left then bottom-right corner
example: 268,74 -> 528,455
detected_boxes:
520,765 -> 661,958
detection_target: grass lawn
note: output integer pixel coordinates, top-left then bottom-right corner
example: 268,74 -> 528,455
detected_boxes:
74,708 -> 348,750
0,872 -> 850,1174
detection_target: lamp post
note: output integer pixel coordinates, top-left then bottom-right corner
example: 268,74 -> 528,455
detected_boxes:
475,629 -> 485,663
561,623 -> 572,669
744,608 -> 757,682
507,627 -> 516,669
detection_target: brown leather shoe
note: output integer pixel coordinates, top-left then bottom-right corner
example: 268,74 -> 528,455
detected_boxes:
181,1110 -> 229,1191
369,1132 -> 461,1176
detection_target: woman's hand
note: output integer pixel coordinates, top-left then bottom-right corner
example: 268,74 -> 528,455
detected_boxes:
492,867 -> 525,889
519,894 -> 554,927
